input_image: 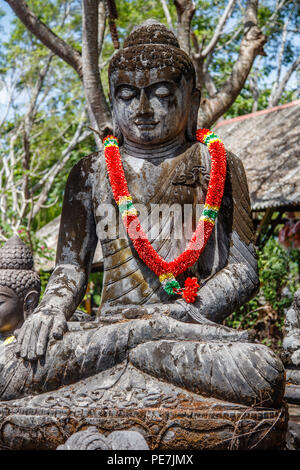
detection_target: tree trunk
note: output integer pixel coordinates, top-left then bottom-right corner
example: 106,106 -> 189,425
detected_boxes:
82,0 -> 112,145
174,0 -> 195,54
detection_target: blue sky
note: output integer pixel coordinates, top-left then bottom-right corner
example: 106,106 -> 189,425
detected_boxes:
0,1 -> 13,36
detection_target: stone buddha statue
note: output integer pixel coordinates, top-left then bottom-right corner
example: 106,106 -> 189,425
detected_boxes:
0,236 -> 40,346
0,21 -> 286,450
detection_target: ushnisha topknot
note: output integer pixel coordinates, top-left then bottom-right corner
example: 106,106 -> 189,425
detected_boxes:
123,19 -> 180,48
0,235 -> 33,270
109,20 -> 196,88
0,236 -> 40,300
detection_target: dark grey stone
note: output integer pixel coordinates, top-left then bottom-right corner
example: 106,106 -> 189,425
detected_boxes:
57,426 -> 148,450
0,21 -> 287,450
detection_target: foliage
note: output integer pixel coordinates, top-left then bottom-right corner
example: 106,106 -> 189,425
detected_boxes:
39,270 -> 52,298
225,235 -> 300,352
0,1 -> 95,244
77,271 -> 104,313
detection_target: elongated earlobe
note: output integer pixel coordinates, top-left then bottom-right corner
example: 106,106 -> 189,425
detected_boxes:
23,290 -> 39,318
112,109 -> 124,145
186,88 -> 201,141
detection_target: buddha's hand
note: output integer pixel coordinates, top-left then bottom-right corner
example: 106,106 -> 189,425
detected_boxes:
15,310 -> 68,361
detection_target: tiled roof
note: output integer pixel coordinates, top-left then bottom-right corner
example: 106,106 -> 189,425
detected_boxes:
215,100 -> 300,210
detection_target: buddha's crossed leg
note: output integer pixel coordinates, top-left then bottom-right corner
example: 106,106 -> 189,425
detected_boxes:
0,314 -> 284,406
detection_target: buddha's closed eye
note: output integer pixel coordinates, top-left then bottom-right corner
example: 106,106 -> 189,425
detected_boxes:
117,86 -> 137,100
153,85 -> 173,98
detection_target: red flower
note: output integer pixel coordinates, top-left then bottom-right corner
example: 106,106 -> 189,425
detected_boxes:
184,277 -> 200,289
182,290 -> 197,303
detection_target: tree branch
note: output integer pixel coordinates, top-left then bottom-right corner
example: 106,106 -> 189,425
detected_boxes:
269,6 -> 294,107
248,74 -> 259,112
5,0 -> 83,78
201,0 -> 237,58
198,0 -> 267,128
191,32 -> 205,88
82,0 -> 112,143
261,0 -> 289,34
244,0 -> 258,25
22,54 -> 54,206
31,114 -> 90,218
0,77 -> 17,128
270,54 -> 300,107
174,0 -> 195,54
160,0 -> 174,32
98,0 -> 107,58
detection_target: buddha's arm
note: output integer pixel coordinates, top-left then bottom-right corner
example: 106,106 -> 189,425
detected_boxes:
15,156 -> 98,360
186,151 -> 259,324
37,156 -> 98,319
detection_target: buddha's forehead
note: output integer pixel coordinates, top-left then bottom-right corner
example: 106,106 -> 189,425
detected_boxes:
0,285 -> 17,299
110,67 -> 185,91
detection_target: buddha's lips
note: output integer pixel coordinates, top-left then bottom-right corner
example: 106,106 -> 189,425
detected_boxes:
134,120 -> 159,128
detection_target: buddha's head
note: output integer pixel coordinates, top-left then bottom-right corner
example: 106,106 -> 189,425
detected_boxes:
0,236 -> 40,334
108,20 -> 200,146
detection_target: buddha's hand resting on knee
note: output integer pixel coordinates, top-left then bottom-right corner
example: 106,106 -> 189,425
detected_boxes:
15,310 -> 68,361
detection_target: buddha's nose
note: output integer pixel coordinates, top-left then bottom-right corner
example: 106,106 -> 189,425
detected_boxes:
136,89 -> 154,117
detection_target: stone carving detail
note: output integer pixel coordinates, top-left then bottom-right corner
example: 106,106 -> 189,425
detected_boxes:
57,427 -> 149,450
0,236 -> 40,345
0,366 -> 287,450
282,288 -> 300,404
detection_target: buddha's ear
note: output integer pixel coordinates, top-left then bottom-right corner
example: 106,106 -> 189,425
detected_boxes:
109,87 -> 124,145
112,108 -> 124,146
23,290 -> 40,318
186,88 -> 201,141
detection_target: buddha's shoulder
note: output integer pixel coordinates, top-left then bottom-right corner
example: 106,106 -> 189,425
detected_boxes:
67,151 -> 103,183
225,148 -> 243,166
225,148 -> 247,179
197,140 -> 243,166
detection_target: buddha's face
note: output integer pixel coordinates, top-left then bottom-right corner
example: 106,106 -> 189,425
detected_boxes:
0,286 -> 24,333
110,68 -> 195,146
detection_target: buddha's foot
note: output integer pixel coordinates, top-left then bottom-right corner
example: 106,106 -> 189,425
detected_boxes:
129,339 -> 285,408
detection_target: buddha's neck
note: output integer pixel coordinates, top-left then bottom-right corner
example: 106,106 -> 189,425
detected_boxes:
122,132 -> 187,163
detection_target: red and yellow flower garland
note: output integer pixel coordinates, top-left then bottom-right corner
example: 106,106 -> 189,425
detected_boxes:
103,129 -> 227,303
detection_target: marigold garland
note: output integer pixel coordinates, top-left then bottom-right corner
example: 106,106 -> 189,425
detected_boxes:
103,129 -> 227,303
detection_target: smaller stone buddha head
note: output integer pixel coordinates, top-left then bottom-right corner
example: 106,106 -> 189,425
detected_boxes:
0,236 -> 40,335
108,19 -> 200,147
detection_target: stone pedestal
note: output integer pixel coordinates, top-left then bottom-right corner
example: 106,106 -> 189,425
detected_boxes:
0,364 -> 287,450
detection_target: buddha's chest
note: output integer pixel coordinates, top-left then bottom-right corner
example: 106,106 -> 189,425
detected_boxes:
92,143 -> 209,221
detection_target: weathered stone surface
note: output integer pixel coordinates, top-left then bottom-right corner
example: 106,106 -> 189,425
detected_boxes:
0,365 -> 287,450
57,427 -> 110,450
285,385 -> 300,405
286,404 -> 300,450
282,289 -> 300,408
0,236 -> 40,346
0,316 -> 285,407
56,427 -> 149,450
108,430 -> 149,450
0,21 -> 287,450
282,288 -> 300,367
